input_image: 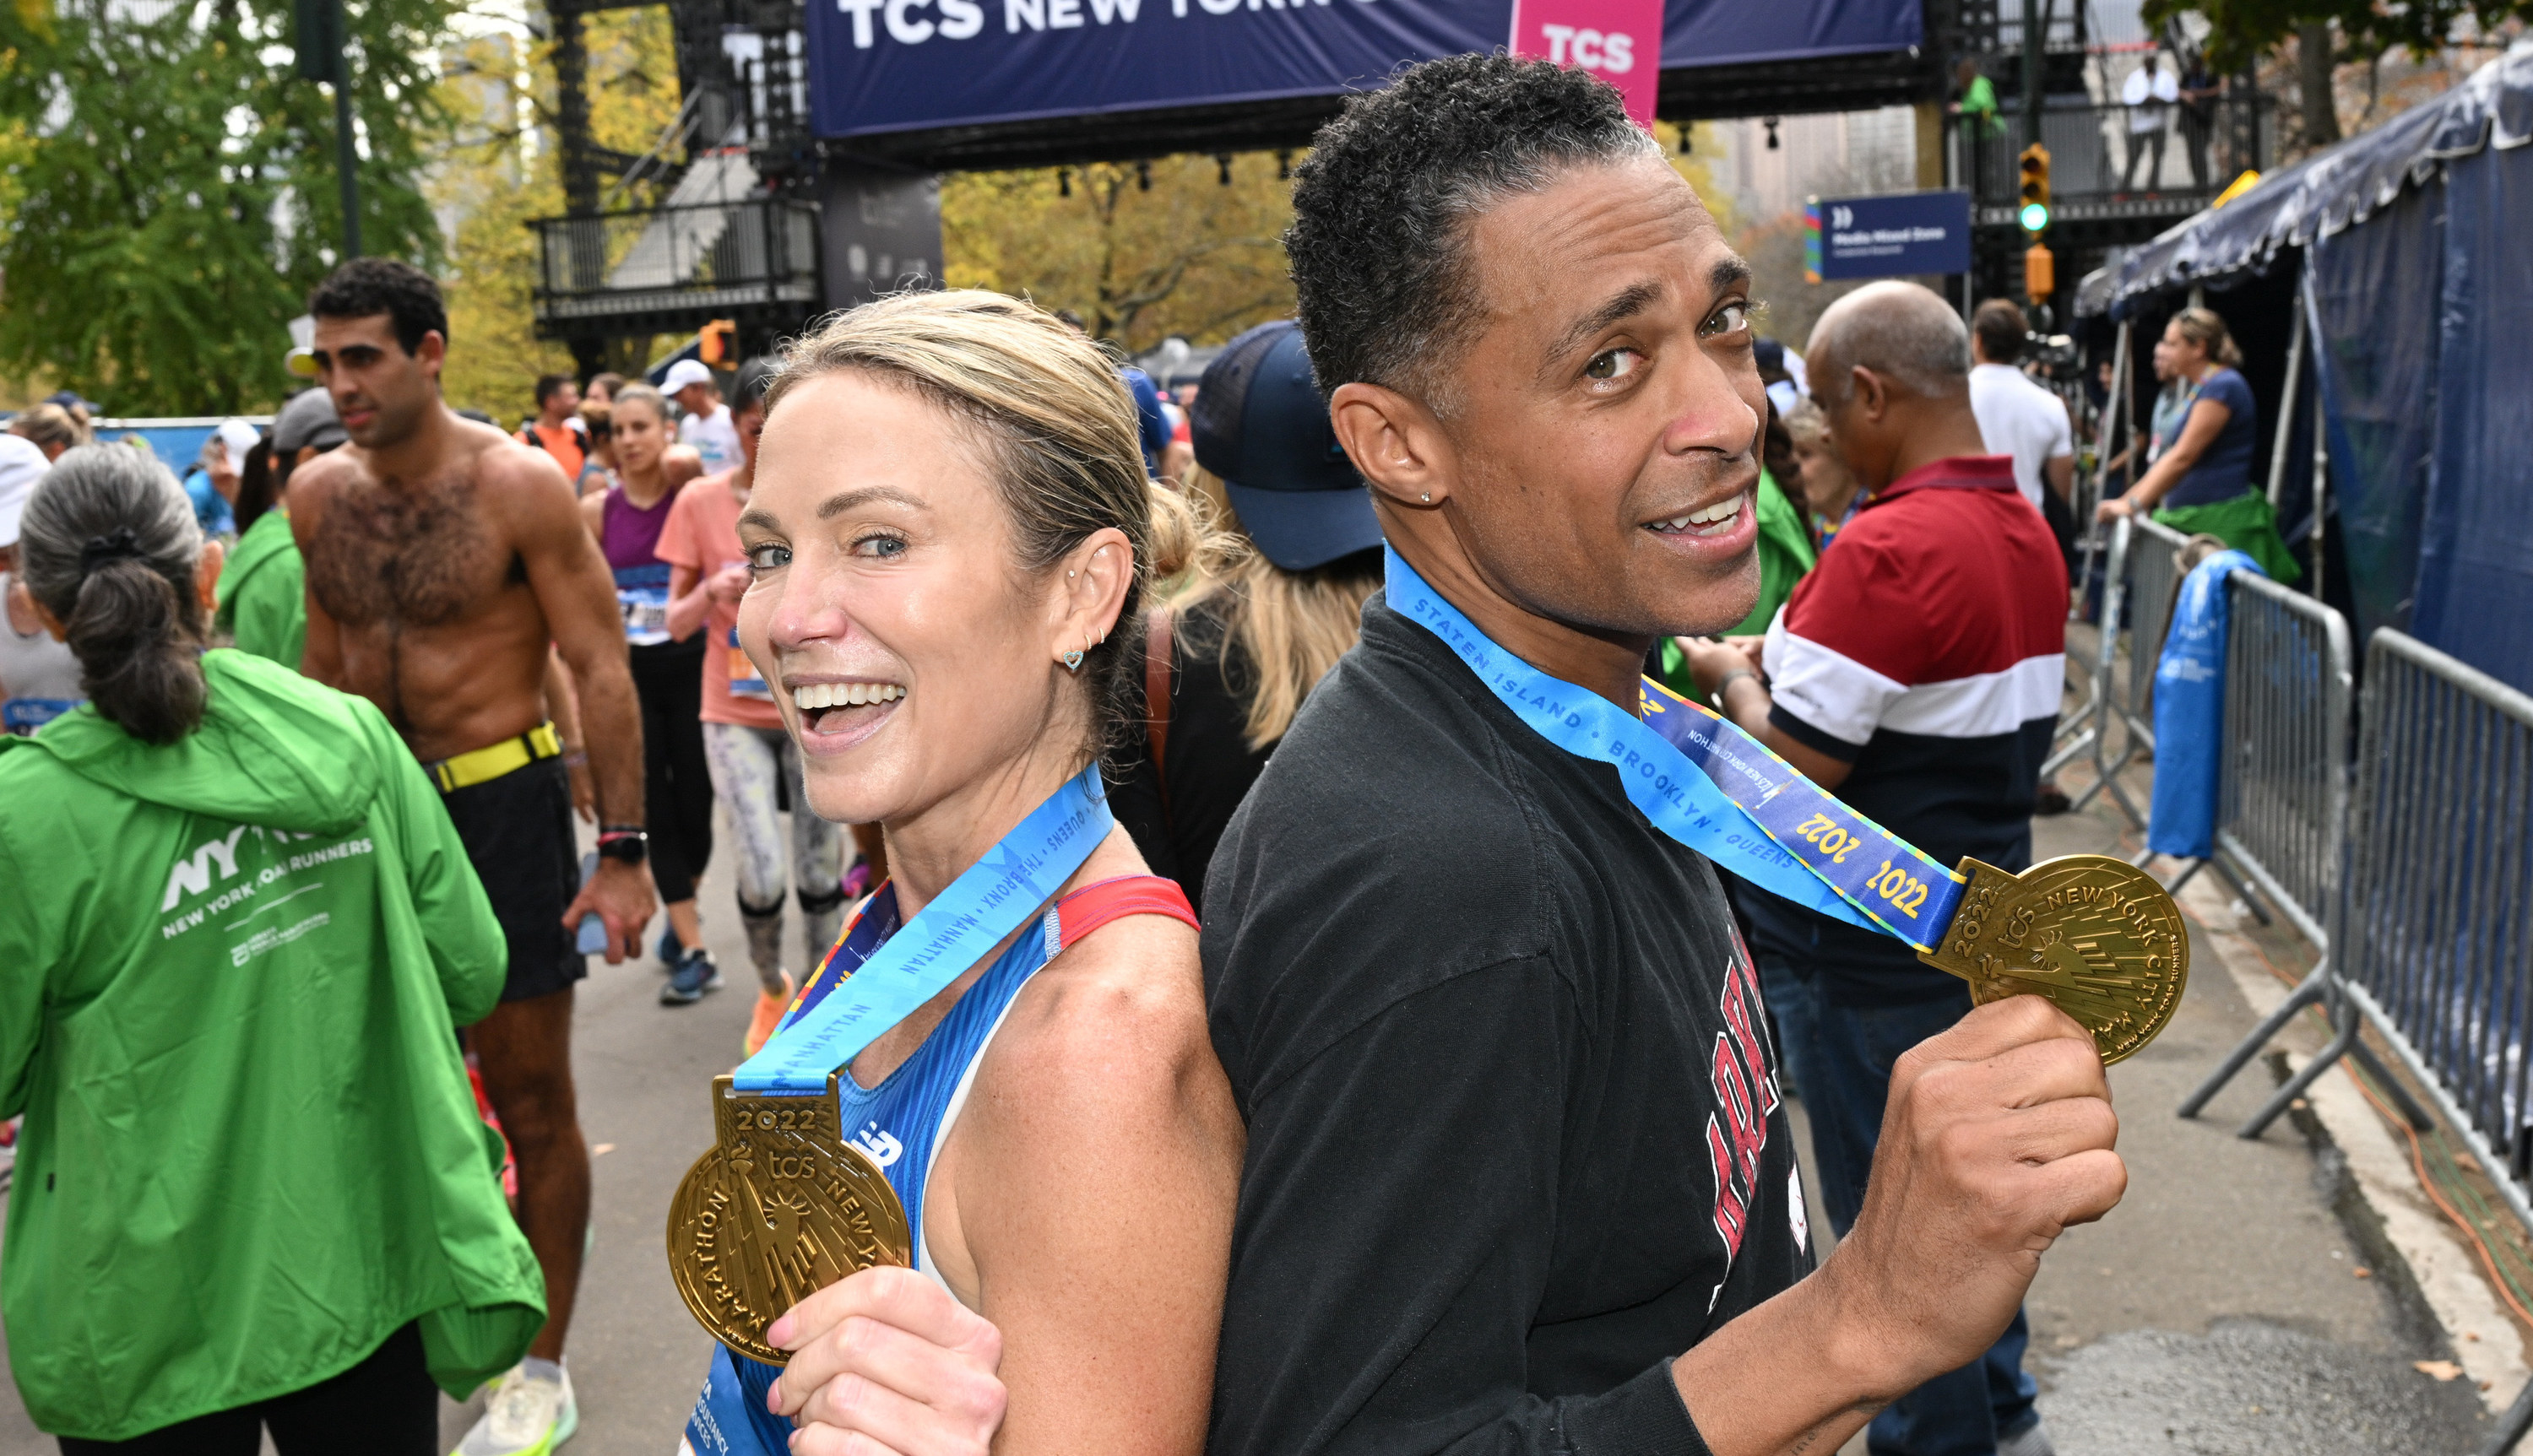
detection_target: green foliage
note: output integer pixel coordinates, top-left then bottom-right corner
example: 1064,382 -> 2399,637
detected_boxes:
943,152 -> 1298,352
431,10 -> 681,422
2145,0 -> 2533,72
0,0 -> 456,414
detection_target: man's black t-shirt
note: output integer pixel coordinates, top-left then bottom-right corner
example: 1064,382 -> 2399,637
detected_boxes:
1202,594 -> 1811,1456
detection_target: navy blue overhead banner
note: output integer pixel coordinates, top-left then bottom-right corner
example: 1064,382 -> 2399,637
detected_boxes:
1659,0 -> 1917,68
808,0 -> 1923,139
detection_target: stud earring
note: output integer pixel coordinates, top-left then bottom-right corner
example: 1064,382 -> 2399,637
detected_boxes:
1060,648 -> 1084,672
1421,493 -> 1432,502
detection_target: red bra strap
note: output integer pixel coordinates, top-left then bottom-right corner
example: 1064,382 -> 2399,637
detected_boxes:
1050,874 -> 1197,957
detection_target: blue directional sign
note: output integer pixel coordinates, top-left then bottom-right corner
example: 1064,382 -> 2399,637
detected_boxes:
1806,191 -> 1973,280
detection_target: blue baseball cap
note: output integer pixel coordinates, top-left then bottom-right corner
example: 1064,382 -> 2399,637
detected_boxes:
1191,322 -> 1383,571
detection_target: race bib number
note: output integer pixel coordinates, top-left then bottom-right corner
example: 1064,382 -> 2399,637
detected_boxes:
615,564 -> 671,647
727,625 -> 772,701
3,697 -> 79,736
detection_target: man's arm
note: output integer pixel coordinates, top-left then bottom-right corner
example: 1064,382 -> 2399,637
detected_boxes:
489,445 -> 655,959
1683,639 -> 1854,791
2044,453 -> 2075,505
1673,999 -> 2121,1454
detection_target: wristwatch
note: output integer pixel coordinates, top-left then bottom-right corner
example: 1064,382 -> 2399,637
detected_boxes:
596,827 -> 649,865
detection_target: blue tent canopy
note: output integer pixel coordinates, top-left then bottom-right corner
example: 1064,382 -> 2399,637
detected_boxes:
2095,41 -> 2533,695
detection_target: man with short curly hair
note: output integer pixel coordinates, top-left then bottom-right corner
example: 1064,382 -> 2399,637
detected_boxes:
1202,54 -> 2118,1456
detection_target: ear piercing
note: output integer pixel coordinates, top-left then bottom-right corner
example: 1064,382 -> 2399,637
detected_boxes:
1060,648 -> 1084,672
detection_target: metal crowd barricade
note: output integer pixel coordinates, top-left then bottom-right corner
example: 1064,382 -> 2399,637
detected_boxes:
2178,571 -> 2378,1122
2072,516 -> 2192,827
2335,634 -> 2533,1198
2200,628 -> 2533,1455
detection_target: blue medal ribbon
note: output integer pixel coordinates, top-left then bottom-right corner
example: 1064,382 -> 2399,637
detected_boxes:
1384,547 -> 1965,953
730,761 -> 1113,1094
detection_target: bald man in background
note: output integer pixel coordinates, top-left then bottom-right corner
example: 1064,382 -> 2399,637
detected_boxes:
1682,281 -> 2071,1456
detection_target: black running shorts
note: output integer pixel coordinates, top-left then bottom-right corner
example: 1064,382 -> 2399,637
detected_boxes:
439,755 -> 587,1003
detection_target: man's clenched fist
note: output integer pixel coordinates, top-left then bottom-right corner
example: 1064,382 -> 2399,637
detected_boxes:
1816,994 -> 2127,1398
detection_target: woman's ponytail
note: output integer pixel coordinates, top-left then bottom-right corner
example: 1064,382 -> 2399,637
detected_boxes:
18,445 -> 210,744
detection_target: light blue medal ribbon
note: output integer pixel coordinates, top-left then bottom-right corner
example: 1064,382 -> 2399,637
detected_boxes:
730,761 -> 1114,1094
1384,548 -> 1966,953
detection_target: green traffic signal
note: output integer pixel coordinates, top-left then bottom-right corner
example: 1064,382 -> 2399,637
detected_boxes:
2019,202 -> 2049,232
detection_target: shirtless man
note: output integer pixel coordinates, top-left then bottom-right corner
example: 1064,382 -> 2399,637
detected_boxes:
290,259 -> 655,1456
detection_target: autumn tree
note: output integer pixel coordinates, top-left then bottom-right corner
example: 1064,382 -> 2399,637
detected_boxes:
942,151 -> 1296,353
2145,0 -> 2531,147
431,8 -> 681,423
0,0 -> 455,413
944,121 -> 1729,355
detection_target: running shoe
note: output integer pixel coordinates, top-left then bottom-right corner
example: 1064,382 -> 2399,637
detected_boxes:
452,1361 -> 576,1455
743,971 -> 797,1057
655,923 -> 683,972
1999,1416 -> 2057,1456
659,947 -> 723,1005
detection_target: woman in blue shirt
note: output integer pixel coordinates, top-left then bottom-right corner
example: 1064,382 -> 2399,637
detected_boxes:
2096,307 -> 2301,582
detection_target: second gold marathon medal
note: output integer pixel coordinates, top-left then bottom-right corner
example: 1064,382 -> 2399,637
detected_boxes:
666,764 -> 1116,1361
1385,549 -> 2185,1064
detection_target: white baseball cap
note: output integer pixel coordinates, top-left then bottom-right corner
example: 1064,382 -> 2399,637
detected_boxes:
0,433 -> 48,549
660,359 -> 716,393
215,418 -> 262,463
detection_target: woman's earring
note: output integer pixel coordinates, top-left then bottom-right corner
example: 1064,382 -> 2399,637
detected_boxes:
1060,648 -> 1085,672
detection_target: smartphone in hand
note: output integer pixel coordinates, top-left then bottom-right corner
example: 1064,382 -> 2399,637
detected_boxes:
577,852 -> 610,955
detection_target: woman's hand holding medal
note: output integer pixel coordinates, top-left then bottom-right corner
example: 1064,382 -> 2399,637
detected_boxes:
765,1266 -> 1008,1456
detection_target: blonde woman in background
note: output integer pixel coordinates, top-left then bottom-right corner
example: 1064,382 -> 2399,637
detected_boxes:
1785,399 -> 1863,549
2096,306 -> 2300,582
1108,320 -> 1383,915
7,403 -> 89,464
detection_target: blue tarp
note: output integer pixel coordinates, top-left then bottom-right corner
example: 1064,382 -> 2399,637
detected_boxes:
805,0 -> 1919,139
2149,551 -> 2262,860
2303,191 -> 2440,652
2416,121 -> 2533,694
2103,42 -> 2533,695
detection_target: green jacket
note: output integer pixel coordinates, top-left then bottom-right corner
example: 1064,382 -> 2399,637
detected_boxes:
212,508 -> 306,670
0,652 -> 542,1441
1728,469 -> 1818,638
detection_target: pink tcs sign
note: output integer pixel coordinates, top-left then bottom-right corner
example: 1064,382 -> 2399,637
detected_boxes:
1509,0 -> 1662,127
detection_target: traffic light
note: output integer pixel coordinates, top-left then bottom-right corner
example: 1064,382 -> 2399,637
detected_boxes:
698,319 -> 737,368
2018,143 -> 2052,233
2024,242 -> 2055,303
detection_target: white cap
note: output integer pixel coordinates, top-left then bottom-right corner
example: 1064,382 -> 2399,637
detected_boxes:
661,359 -> 716,393
215,418 -> 261,463
0,433 -> 48,549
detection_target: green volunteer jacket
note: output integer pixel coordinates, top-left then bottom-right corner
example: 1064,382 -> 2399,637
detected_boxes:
0,651 -> 543,1442
212,507 -> 306,670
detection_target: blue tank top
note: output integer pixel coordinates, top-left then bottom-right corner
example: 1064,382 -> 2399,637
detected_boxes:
682,874 -> 1196,1456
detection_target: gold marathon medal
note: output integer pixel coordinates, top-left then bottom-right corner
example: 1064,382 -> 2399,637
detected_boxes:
1916,852 -> 2189,1066
666,1073 -> 912,1364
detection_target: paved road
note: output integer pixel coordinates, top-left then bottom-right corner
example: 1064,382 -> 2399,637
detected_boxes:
0,796 -> 2505,1453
